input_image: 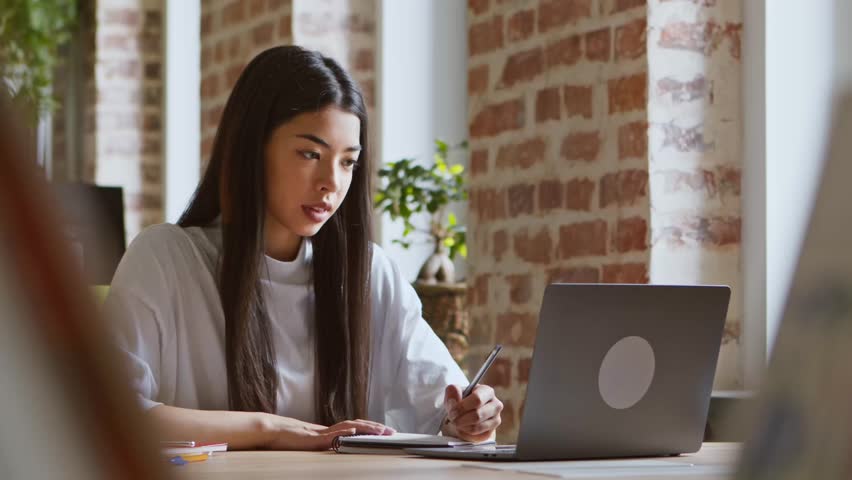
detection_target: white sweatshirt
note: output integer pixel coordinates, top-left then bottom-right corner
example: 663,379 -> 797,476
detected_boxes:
105,223 -> 467,434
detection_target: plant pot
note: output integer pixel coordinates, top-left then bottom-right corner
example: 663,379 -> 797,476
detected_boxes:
413,281 -> 469,374
416,246 -> 455,284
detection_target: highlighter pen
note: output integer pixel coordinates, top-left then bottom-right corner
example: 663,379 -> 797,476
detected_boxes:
436,344 -> 503,435
168,453 -> 210,466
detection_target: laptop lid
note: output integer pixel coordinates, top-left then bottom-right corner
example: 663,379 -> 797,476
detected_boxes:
515,284 -> 731,461
53,183 -> 126,285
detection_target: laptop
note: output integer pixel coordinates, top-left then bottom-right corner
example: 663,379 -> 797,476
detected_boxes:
53,182 -> 126,284
408,283 -> 731,461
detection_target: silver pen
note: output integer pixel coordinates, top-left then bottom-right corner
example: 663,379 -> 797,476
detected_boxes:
437,344 -> 503,434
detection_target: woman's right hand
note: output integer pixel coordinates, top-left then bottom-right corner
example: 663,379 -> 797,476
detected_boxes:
262,415 -> 395,450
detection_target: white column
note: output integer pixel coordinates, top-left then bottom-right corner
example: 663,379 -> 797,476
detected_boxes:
164,0 -> 201,223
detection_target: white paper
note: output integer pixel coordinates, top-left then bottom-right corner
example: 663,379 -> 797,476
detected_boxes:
465,459 -> 685,470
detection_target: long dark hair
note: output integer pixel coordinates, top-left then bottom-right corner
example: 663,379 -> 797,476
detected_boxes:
178,46 -> 372,425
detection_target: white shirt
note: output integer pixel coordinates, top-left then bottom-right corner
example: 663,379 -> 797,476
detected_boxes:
106,223 -> 468,434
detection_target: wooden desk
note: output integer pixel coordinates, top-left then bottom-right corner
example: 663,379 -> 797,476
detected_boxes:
175,443 -> 740,480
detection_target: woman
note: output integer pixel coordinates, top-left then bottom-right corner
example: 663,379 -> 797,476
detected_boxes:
106,45 -> 503,450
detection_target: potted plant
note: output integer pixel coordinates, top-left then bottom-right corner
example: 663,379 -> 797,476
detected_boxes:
375,139 -> 471,368
374,139 -> 468,284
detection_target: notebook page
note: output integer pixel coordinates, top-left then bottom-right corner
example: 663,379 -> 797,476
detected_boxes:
340,433 -> 492,447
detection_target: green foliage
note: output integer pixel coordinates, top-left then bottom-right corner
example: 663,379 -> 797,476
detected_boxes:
374,139 -> 469,260
0,0 -> 78,121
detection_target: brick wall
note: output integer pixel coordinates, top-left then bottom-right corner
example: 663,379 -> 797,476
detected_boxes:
78,0 -> 165,240
466,0 -> 651,442
199,0 -> 376,174
292,0 -> 376,112
291,0 -> 377,177
647,0 -> 743,388
199,0 -> 295,171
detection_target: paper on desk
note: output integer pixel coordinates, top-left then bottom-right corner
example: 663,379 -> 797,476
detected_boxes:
464,460 -> 732,479
465,459 -> 685,470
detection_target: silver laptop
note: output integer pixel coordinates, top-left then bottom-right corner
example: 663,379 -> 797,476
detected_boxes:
408,284 -> 731,461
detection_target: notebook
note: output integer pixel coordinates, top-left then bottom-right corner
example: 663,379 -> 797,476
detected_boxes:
332,433 -> 494,455
160,442 -> 228,456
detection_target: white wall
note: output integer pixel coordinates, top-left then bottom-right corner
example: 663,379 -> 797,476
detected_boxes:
164,0 -> 201,223
377,0 -> 468,282
765,0 -> 836,352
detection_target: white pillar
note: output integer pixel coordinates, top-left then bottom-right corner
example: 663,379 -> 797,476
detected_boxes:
164,0 -> 201,223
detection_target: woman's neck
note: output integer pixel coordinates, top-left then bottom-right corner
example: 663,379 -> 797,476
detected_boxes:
264,228 -> 303,262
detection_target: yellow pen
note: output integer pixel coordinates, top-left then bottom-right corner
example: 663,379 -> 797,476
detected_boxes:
168,452 -> 211,465
179,453 -> 210,462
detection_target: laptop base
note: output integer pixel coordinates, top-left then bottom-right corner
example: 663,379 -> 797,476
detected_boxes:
405,445 -> 518,461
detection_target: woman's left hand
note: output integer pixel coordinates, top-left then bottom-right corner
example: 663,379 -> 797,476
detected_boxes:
441,384 -> 503,442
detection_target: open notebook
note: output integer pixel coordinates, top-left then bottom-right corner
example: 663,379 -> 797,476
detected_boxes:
332,433 -> 495,455
160,441 -> 228,456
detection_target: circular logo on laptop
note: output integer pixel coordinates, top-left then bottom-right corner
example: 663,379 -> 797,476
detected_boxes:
598,336 -> 655,410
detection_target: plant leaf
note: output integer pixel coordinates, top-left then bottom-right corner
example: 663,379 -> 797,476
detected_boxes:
435,139 -> 448,156
435,156 -> 447,172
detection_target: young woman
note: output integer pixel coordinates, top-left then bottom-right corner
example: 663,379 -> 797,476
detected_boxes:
106,46 -> 503,451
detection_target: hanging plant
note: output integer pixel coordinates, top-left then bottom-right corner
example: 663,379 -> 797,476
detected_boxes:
0,0 -> 78,122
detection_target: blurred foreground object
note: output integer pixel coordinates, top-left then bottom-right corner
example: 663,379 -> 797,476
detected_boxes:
734,91 -> 852,479
0,94 -> 167,478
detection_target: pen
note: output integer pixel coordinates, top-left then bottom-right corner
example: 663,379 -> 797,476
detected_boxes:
168,453 -> 210,466
437,344 -> 503,434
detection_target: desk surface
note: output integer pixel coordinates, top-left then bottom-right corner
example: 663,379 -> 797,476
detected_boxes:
175,443 -> 740,480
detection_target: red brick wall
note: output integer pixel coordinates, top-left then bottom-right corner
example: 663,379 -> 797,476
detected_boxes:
466,0 -> 651,441
199,0 -> 295,171
199,0 -> 377,173
291,0 -> 377,167
72,0 -> 165,240
292,0 -> 376,112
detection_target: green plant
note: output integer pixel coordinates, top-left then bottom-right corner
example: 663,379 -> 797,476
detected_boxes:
374,139 -> 469,261
0,0 -> 77,120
